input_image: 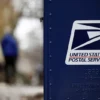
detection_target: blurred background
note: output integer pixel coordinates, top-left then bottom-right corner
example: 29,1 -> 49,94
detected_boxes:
0,0 -> 43,100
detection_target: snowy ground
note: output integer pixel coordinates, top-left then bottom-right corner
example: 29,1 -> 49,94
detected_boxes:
0,83 -> 43,100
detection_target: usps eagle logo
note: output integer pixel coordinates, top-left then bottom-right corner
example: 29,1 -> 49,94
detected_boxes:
65,20 -> 100,65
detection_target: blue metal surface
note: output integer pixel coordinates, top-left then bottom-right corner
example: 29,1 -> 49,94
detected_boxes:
44,0 -> 100,100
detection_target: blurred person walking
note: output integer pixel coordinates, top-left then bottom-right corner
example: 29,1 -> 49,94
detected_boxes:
1,26 -> 18,84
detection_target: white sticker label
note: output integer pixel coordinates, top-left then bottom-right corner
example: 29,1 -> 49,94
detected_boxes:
65,20 -> 100,65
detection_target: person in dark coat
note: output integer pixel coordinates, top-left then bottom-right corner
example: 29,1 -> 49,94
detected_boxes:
1,32 -> 18,84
